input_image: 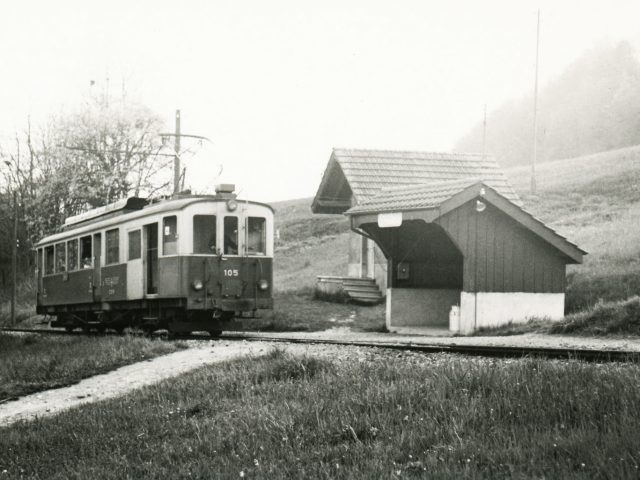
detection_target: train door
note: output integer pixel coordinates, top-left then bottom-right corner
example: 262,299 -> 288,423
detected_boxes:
36,249 -> 43,304
144,223 -> 158,295
93,233 -> 102,302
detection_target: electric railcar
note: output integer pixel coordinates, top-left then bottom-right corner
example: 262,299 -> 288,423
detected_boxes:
34,184 -> 273,335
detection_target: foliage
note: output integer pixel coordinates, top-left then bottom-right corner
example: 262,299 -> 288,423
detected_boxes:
2,350 -> 640,478
0,93 -> 169,279
549,296 -> 640,336
474,297 -> 640,337
456,41 -> 640,167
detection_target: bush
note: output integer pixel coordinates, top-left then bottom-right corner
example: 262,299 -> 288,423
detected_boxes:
551,296 -> 640,335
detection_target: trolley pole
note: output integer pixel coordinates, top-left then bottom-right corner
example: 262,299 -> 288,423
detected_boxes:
11,190 -> 17,325
173,110 -> 181,195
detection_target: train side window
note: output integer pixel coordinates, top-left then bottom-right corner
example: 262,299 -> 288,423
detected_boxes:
80,236 -> 92,268
106,229 -> 120,265
247,217 -> 266,255
223,216 -> 238,255
44,246 -> 54,275
163,216 -> 177,255
55,242 -> 66,273
193,215 -> 217,254
67,239 -> 78,271
128,230 -> 141,260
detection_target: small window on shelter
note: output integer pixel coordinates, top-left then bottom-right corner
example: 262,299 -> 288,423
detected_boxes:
128,230 -> 141,260
106,229 -> 119,265
45,246 -> 54,275
163,216 -> 177,255
193,215 -> 217,254
67,239 -> 78,271
224,216 -> 238,255
247,217 -> 266,255
55,243 -> 66,273
80,236 -> 92,268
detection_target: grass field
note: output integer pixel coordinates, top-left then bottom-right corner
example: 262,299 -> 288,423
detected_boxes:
0,333 -> 185,400
2,348 -> 640,479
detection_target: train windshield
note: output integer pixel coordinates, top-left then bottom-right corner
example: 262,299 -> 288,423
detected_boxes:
247,217 -> 266,255
193,215 -> 217,254
224,217 -> 238,255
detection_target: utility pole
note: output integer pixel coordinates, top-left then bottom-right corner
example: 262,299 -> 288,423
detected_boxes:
11,191 -> 17,325
173,110 -> 181,195
531,9 -> 540,194
482,104 -> 487,160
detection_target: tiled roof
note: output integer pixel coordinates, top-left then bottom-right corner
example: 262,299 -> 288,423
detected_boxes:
332,148 -> 521,205
346,179 -> 586,260
345,177 -> 483,214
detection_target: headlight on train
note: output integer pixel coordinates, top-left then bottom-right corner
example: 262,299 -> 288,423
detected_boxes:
192,280 -> 204,291
257,279 -> 269,291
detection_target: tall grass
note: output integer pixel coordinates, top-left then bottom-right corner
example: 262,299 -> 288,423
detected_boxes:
2,349 -> 640,478
474,296 -> 640,337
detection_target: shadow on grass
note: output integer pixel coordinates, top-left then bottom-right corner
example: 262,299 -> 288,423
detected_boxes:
239,288 -> 386,333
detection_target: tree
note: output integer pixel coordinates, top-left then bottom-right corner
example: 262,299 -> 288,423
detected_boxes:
0,93 -> 171,277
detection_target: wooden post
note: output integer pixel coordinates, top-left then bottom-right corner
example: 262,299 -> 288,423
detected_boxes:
173,110 -> 181,195
531,9 -> 540,194
11,190 -> 17,325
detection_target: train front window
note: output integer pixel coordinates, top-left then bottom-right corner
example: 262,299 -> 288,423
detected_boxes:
67,239 -> 78,271
106,229 -> 119,265
193,215 -> 217,254
55,243 -> 66,273
247,217 -> 266,255
44,246 -> 54,275
223,216 -> 238,255
163,216 -> 177,255
80,236 -> 92,268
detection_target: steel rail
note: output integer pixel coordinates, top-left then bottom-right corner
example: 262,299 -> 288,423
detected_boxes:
2,327 -> 639,363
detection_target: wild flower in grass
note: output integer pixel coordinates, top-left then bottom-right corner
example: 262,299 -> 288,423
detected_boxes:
253,459 -> 259,467
239,471 -> 245,478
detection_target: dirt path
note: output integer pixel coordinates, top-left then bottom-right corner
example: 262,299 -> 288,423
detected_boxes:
0,341 -> 273,427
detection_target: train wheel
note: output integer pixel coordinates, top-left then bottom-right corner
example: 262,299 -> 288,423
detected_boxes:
114,326 -> 125,335
65,326 -> 74,333
208,330 -> 222,337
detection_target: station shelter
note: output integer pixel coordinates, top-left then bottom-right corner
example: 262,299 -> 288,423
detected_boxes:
311,149 -> 522,304
345,178 -> 585,333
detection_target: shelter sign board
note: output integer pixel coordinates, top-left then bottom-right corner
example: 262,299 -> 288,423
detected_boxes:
378,212 -> 403,228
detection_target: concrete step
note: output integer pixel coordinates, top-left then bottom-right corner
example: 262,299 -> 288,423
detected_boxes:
342,279 -> 377,287
344,285 -> 382,293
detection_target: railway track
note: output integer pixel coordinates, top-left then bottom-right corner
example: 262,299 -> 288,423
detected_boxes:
2,327 -> 639,363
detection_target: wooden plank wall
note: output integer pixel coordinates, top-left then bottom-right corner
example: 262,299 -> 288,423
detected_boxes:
436,202 -> 566,293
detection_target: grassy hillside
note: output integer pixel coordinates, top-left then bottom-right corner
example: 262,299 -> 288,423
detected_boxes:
271,197 -> 349,292
273,145 -> 640,313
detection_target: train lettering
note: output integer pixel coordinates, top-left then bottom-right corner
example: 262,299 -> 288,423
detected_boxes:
224,269 -> 239,277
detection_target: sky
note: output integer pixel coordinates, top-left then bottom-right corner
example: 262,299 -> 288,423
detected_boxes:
1,0 -> 639,202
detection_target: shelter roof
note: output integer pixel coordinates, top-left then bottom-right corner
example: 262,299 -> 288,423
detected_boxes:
346,179 -> 586,263
311,148 -> 520,214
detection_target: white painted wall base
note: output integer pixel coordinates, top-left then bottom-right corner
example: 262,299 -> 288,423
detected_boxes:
459,292 -> 565,334
386,288 -> 460,329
